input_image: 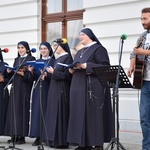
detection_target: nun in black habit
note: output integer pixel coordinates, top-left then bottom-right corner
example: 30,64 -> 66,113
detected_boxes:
4,41 -> 35,144
28,42 -> 55,146
0,51 -> 9,135
43,40 -> 73,148
67,28 -> 114,150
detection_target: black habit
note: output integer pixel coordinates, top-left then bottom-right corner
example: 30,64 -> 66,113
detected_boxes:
0,61 -> 9,135
44,53 -> 72,147
67,43 -> 114,147
4,55 -> 35,137
29,58 -> 55,138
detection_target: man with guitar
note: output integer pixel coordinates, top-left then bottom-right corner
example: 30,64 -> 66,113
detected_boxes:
127,7 -> 150,150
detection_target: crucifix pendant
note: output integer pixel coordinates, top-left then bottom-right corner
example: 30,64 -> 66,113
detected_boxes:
80,55 -> 82,58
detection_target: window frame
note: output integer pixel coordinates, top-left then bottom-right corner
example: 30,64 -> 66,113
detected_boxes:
42,0 -> 85,41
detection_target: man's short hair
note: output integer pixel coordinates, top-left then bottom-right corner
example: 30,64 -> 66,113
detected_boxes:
142,7 -> 150,13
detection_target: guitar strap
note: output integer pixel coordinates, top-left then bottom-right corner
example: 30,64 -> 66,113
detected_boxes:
137,31 -> 150,61
136,31 -> 147,49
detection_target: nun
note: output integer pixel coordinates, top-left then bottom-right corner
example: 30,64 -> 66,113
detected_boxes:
28,42 -> 55,146
67,28 -> 114,150
44,40 -> 73,148
4,41 -> 36,144
0,51 -> 9,135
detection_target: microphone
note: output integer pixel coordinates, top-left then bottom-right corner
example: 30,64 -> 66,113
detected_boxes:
0,48 -> 9,53
27,48 -> 36,53
53,38 -> 67,44
121,34 -> 127,40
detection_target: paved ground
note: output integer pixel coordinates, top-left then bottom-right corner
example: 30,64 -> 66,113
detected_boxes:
0,131 -> 142,150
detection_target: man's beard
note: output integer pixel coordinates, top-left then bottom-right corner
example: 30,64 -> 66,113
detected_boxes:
143,22 -> 150,30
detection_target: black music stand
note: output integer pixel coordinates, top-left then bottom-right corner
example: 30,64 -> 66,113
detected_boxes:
93,65 -> 133,150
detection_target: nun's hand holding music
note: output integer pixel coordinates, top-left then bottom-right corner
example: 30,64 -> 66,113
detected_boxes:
40,70 -> 47,80
73,63 -> 87,69
16,70 -> 24,76
28,65 -> 34,74
69,68 -> 75,74
0,74 -> 4,82
46,66 -> 54,74
7,68 -> 12,73
80,63 -> 87,69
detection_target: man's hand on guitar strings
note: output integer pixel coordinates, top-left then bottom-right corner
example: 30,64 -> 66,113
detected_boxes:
134,47 -> 146,55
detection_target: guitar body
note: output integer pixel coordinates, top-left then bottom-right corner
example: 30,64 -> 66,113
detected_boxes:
133,36 -> 145,89
133,54 -> 145,89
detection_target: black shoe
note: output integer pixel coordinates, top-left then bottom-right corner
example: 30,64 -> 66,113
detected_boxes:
75,146 -> 82,150
75,146 -> 92,150
7,137 -> 19,144
32,138 -> 41,146
7,139 -> 11,144
16,137 -> 26,144
49,145 -> 54,148
92,146 -> 103,150
56,145 -> 69,149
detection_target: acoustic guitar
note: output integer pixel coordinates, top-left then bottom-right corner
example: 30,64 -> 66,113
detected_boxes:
133,37 -> 144,89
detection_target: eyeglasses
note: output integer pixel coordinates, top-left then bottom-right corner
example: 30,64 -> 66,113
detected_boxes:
53,43 -> 59,47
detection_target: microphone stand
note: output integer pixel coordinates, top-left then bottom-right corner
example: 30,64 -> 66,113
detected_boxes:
3,56 -> 29,150
33,44 -> 58,150
114,38 -> 126,150
105,38 -> 126,150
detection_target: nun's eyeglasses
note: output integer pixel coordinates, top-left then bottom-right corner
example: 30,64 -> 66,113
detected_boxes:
53,44 -> 59,47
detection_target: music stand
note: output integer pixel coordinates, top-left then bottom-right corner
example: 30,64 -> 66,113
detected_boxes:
93,65 -> 133,150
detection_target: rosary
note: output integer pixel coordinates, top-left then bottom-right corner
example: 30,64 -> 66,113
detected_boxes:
80,46 -> 90,58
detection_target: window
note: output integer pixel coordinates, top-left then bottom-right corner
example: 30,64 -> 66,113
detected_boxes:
42,0 -> 84,54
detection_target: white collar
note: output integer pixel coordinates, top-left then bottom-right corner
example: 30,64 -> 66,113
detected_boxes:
20,54 -> 28,58
84,41 -> 97,48
57,52 -> 68,58
42,56 -> 50,60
